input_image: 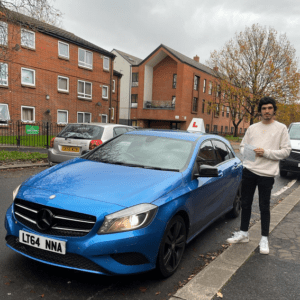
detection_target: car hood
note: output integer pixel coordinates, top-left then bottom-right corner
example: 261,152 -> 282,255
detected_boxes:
21,158 -> 184,208
291,140 -> 300,150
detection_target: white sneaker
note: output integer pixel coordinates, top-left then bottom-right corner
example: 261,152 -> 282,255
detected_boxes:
226,231 -> 249,244
259,237 -> 269,254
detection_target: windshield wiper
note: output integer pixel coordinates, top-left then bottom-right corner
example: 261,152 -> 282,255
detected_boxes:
144,166 -> 180,172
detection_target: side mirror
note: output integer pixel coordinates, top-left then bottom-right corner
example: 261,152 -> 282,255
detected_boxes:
198,164 -> 220,177
81,150 -> 90,156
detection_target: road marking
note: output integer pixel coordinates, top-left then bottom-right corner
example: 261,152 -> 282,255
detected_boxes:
272,180 -> 297,196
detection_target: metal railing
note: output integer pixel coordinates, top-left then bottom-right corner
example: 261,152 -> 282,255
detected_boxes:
144,100 -> 175,109
0,121 -> 65,148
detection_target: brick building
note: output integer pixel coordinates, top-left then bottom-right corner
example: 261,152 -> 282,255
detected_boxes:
0,9 -> 121,127
128,44 -> 249,133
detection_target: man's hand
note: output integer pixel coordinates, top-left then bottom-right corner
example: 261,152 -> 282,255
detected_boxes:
254,147 -> 264,157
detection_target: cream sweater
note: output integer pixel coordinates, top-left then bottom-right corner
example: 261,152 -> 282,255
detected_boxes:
240,121 -> 291,177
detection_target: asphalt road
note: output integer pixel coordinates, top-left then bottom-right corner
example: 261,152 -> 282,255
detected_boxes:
1,164 -> 299,300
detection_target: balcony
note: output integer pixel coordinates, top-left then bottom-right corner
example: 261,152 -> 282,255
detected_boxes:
144,100 -> 175,110
132,81 -> 139,87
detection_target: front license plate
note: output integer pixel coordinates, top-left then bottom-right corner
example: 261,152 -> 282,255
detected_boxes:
19,230 -> 66,255
61,146 -> 80,152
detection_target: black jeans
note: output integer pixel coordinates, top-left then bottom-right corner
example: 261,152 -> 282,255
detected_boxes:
240,168 -> 275,236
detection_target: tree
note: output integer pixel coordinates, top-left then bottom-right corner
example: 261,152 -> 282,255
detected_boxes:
207,24 -> 300,130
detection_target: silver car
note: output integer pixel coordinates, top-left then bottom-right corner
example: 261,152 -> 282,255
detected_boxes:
48,123 -> 135,166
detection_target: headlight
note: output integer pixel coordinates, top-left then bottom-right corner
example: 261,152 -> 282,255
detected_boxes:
13,184 -> 21,201
98,203 -> 158,234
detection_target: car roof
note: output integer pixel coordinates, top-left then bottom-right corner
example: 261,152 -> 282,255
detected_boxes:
67,123 -> 133,128
125,129 -> 208,142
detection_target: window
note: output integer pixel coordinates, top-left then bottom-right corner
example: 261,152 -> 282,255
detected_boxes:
194,75 -> 199,90
0,22 -> 8,46
78,48 -> 93,69
21,29 -> 35,49
221,126 -> 223,133
205,124 -> 210,133
132,73 -> 139,86
21,68 -> 35,86
58,41 -> 69,59
226,107 -> 230,118
217,85 -> 221,97
58,76 -> 69,92
132,120 -> 137,127
57,110 -> 68,124
212,140 -> 231,163
203,79 -> 206,93
197,140 -> 216,167
172,96 -> 176,107
202,99 -> 205,113
215,103 -> 220,117
101,114 -> 108,123
111,107 -> 114,120
172,74 -> 177,88
239,128 -> 242,134
207,102 -> 211,114
113,127 -> 128,137
112,80 -> 115,93
231,127 -> 234,133
213,125 -> 218,133
78,80 -> 92,99
225,126 -> 228,133
222,105 -> 225,117
0,63 -> 8,86
208,81 -> 212,95
102,85 -> 108,99
192,97 -> 198,112
0,103 -> 10,124
77,112 -> 91,123
21,106 -> 35,122
103,57 -> 109,70
131,94 -> 138,103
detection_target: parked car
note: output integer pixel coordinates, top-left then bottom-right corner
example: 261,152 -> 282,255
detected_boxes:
48,123 -> 135,166
280,122 -> 300,176
5,130 -> 242,277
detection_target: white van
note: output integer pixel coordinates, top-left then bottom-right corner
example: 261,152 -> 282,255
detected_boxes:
279,122 -> 300,176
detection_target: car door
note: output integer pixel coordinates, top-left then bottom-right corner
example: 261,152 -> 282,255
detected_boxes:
187,139 -> 226,236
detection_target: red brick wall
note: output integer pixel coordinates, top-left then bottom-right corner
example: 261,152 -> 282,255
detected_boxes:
0,22 -> 116,125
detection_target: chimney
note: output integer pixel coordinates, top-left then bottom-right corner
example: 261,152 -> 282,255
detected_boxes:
213,66 -> 219,72
193,55 -> 199,62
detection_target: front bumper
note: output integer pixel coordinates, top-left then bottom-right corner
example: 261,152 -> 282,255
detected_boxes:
5,205 -> 166,275
280,152 -> 300,174
48,148 -> 80,164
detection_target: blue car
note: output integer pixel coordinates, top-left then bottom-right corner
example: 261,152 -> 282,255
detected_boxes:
5,130 -> 242,277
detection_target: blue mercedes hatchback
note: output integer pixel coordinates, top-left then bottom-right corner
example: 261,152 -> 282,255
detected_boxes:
5,130 -> 242,277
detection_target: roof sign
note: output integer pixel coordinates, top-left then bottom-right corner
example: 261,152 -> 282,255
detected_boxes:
187,118 -> 205,133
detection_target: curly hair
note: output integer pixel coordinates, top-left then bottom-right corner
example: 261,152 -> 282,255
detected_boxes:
258,97 -> 277,113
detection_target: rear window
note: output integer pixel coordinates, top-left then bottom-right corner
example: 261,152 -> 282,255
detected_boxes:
57,124 -> 104,139
289,124 -> 300,140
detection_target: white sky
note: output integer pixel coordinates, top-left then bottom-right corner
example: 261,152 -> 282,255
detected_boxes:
56,0 -> 300,65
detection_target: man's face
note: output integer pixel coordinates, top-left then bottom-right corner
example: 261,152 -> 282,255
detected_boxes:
260,103 -> 275,121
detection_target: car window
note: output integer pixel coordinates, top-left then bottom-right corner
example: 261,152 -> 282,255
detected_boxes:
289,124 -> 300,140
113,127 -> 128,137
57,124 -> 104,139
212,140 -> 231,164
126,127 -> 135,132
197,140 -> 216,166
226,145 -> 235,159
87,134 -> 194,171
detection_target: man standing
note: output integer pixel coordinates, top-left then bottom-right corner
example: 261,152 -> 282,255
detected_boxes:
227,97 -> 291,254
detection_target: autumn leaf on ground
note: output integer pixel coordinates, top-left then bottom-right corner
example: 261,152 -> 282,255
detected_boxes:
5,282 -> 10,285
155,291 -> 161,295
139,287 -> 147,293
40,294 -> 45,298
217,292 -> 223,298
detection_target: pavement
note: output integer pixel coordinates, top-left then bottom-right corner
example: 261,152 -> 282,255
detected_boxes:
3,143 -> 300,299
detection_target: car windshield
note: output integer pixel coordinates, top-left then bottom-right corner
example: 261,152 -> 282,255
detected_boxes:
289,124 -> 300,140
57,124 -> 104,139
87,134 -> 194,171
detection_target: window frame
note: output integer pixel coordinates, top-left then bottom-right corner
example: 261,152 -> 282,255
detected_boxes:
208,81 -> 212,95
192,97 -> 198,112
0,21 -> 8,46
172,74 -> 177,89
77,80 -> 92,99
0,62 -> 8,86
101,114 -> 108,123
77,112 -> 91,123
194,75 -> 199,90
203,79 -> 206,93
21,105 -> 35,123
103,56 -> 109,70
21,28 -> 35,49
57,76 -> 69,93
21,67 -> 35,87
112,79 -> 115,93
57,109 -> 68,124
58,41 -> 69,59
78,48 -> 93,69
102,85 -> 109,99
131,94 -> 138,103
0,103 -> 10,124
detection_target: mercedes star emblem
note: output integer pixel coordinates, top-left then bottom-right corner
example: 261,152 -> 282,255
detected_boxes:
36,209 -> 54,230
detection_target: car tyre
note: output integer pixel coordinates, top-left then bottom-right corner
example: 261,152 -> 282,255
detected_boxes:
157,215 -> 186,278
228,185 -> 241,218
48,160 -> 54,167
280,169 -> 288,177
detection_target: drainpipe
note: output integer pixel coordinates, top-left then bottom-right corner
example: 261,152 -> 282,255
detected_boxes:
109,58 -> 113,123
128,65 -> 132,125
116,76 -> 119,124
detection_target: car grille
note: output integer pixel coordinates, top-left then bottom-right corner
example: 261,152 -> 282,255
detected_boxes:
6,235 -> 108,274
14,198 -> 96,237
290,150 -> 300,161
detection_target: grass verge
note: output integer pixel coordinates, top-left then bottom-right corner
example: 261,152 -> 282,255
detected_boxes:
0,150 -> 47,162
